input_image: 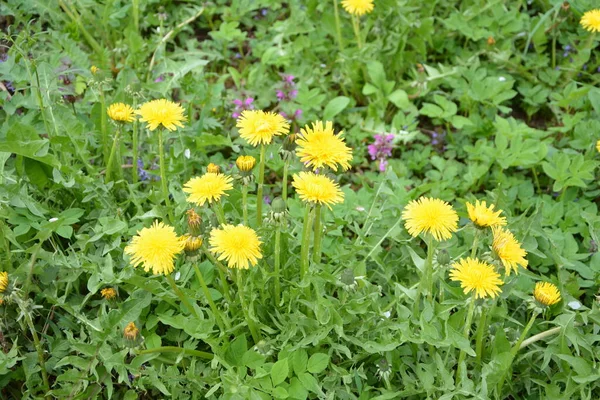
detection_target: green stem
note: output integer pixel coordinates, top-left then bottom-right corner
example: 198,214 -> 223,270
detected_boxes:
203,249 -> 233,304
236,270 -> 261,344
497,312 -> 538,393
132,98 -> 139,183
132,0 -> 140,33
242,184 -> 249,226
213,201 -> 226,225
158,129 -> 173,223
474,305 -> 488,364
256,144 -> 267,227
105,124 -> 122,183
299,204 -> 313,281
456,295 -> 477,384
166,275 -> 198,318
332,0 -> 344,52
23,309 -> 50,398
99,90 -> 109,165
282,160 -> 289,206
193,264 -> 230,331
274,224 -> 282,306
137,346 -> 213,360
351,15 -> 363,49
312,204 -> 323,263
470,229 -> 480,258
424,237 -> 436,303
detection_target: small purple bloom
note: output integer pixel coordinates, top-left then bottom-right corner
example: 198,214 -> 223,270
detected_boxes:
232,97 -> 254,119
154,75 -> 165,83
264,195 -> 272,205
368,133 -> 394,172
294,109 -> 302,119
244,97 -> 254,106
276,90 -> 285,100
275,74 -> 297,102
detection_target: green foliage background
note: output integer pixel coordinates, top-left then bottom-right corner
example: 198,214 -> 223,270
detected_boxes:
0,0 -> 600,399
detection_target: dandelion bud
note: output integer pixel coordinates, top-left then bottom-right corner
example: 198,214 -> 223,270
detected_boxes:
533,282 -> 561,307
0,272 -> 8,294
268,197 -> 287,223
187,209 -> 202,236
283,133 -> 297,152
340,268 -> 356,288
436,249 -> 450,266
236,155 -> 256,173
487,36 -> 496,46
207,163 -> 220,174
123,322 -> 142,347
101,287 -> 117,300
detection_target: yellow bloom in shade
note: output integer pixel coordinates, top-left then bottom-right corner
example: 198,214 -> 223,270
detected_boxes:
183,173 -> 234,206
207,163 -> 220,174
492,227 -> 528,275
292,172 -> 344,209
90,65 -> 99,75
107,103 -> 135,123
450,257 -> 503,299
136,99 -> 186,131
209,225 -> 262,269
596,139 -> 600,153
341,0 -> 374,16
402,197 -> 458,241
0,272 -> 8,293
533,282 -> 561,306
124,221 -> 185,276
236,110 -> 290,146
581,9 -> 600,33
101,288 -> 117,300
236,155 -> 256,172
296,121 -> 352,171
123,322 -> 140,340
466,200 -> 506,228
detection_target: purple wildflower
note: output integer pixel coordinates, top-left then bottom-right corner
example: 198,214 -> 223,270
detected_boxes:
264,195 -> 272,205
275,74 -> 297,102
137,159 -> 150,182
367,134 -> 394,172
154,75 -> 165,83
232,97 -> 254,119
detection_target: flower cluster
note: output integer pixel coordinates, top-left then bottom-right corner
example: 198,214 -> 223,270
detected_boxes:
367,133 -> 394,172
232,97 -> 254,119
276,74 -> 297,102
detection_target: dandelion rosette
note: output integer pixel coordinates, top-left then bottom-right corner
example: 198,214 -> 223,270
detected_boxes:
183,173 -> 234,206
209,225 -> 262,269
107,103 -> 135,123
292,172 -> 344,209
466,200 -> 507,228
402,197 -> 458,241
533,282 -> 561,306
581,9 -> 600,33
296,121 -> 353,171
341,0 -> 374,16
124,221 -> 185,276
136,99 -> 186,131
449,257 -> 503,299
492,227 -> 528,275
236,110 -> 290,146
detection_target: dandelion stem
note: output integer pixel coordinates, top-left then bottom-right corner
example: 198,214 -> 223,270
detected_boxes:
474,304 -> 488,364
256,144 -> 267,227
312,205 -> 323,263
158,129 -> 173,223
274,224 -> 282,306
351,15 -> 363,49
236,270 -> 261,344
137,346 -> 213,360
22,306 -> 50,398
300,204 -> 313,281
99,89 -> 109,165
166,274 -> 198,318
193,263 -> 230,331
519,325 -> 563,350
105,124 -> 122,183
203,249 -> 233,304
332,0 -> 344,52
456,295 -> 477,384
424,236 -> 436,303
132,98 -> 139,183
242,184 -> 249,226
282,160 -> 290,206
213,201 -> 226,225
470,229 -> 480,258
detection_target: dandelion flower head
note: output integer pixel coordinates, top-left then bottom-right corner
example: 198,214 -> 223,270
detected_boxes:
341,0 -> 374,16
292,172 -> 344,209
402,197 -> 458,241
449,257 -> 503,299
183,173 -> 234,206
533,282 -> 561,306
581,9 -> 600,33
296,121 -> 353,171
124,221 -> 184,276
209,225 -> 262,269
492,227 -> 528,275
107,103 -> 135,123
136,99 -> 186,131
236,110 -> 289,146
466,200 -> 507,228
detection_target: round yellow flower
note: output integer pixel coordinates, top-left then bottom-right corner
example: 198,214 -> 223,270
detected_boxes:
402,197 -> 458,241
449,257 -> 503,299
236,110 -> 290,146
581,9 -> 600,33
136,99 -> 186,131
101,287 -> 117,300
183,173 -> 234,206
341,0 -> 374,16
207,163 -> 220,174
124,221 -> 185,276
296,121 -> 353,171
236,155 -> 256,172
492,227 -> 528,275
596,139 -> 600,153
183,234 -> 203,252
533,282 -> 561,306
0,272 -> 8,293
107,103 -> 135,123
209,225 -> 262,269
123,322 -> 140,340
292,172 -> 344,209
466,200 -> 506,228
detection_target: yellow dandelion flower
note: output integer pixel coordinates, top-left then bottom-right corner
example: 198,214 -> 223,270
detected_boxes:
183,234 -> 203,252
183,173 -> 234,206
596,139 -> 600,153
209,225 -> 262,269
449,257 -> 503,299
101,287 -> 117,300
90,65 -> 99,75
136,99 -> 186,131
236,155 -> 256,172
581,9 -> 600,33
107,103 -> 135,123
466,200 -> 507,228
296,121 -> 353,171
0,272 -> 8,293
207,163 -> 221,174
236,110 -> 290,146
492,227 -> 528,275
292,172 -> 344,209
124,221 -> 184,276
402,197 -> 459,241
123,322 -> 140,340
533,282 -> 561,306
341,0 -> 374,16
